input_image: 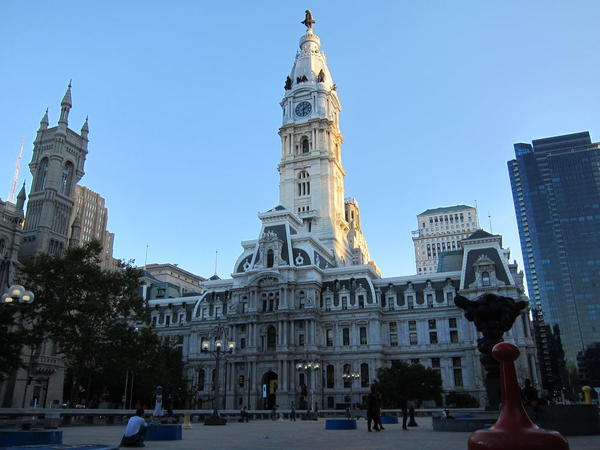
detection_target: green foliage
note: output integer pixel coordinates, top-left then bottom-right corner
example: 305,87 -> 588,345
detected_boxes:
0,305 -> 39,379
20,240 -> 184,405
445,391 -> 480,408
377,361 -> 442,407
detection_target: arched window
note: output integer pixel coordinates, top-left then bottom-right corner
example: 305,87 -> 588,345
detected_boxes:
360,363 -> 369,387
61,161 -> 74,195
0,239 -> 5,257
267,249 -> 274,268
267,325 -> 277,350
343,364 -> 351,388
326,365 -> 335,388
482,271 -> 491,286
302,138 -> 309,153
35,158 -> 49,191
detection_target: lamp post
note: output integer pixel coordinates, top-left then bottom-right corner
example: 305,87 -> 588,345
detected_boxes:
2,285 -> 36,408
342,369 -> 360,411
295,357 -> 320,419
2,285 -> 35,305
201,325 -> 235,425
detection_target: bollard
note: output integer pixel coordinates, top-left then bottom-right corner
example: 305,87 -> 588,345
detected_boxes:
183,413 -> 192,430
582,386 -> 593,405
467,342 -> 569,450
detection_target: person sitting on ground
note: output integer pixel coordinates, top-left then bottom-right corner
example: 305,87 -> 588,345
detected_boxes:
120,408 -> 147,448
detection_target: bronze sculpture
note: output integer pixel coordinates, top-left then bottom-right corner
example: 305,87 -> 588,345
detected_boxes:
301,10 -> 315,31
455,293 -> 527,409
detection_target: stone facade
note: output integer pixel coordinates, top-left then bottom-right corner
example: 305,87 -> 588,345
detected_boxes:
412,205 -> 480,275
1,84 -> 88,408
148,17 -> 538,411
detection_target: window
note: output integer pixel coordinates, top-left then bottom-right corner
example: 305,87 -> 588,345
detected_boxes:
240,338 -> 246,349
165,315 -> 171,327
297,171 -> 310,196
267,250 -> 274,268
327,396 -> 334,408
267,325 -> 277,350
446,291 -> 453,302
343,364 -> 351,388
449,318 -> 457,329
431,358 -> 440,369
151,316 -> 157,327
299,334 -> 305,346
428,319 -> 437,330
61,162 -> 74,195
482,271 -> 491,286
358,295 -> 365,308
326,329 -> 333,347
343,328 -> 350,346
327,365 -> 335,388
178,313 -> 185,323
389,322 -> 398,346
408,320 -> 417,344
360,363 -> 369,387
429,332 -> 438,344
359,327 -> 367,345
302,138 -> 309,153
450,330 -> 458,343
35,158 -> 49,191
453,368 -> 463,387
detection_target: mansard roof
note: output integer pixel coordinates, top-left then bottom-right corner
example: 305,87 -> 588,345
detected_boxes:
464,229 -> 496,240
419,205 -> 473,216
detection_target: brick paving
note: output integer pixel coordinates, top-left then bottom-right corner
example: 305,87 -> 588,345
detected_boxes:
60,417 -> 600,450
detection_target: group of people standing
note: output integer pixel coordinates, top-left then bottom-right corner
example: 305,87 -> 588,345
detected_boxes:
366,383 -> 410,431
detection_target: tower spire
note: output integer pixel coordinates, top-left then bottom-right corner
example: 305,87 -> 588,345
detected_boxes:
58,80 -> 72,126
39,108 -> 49,130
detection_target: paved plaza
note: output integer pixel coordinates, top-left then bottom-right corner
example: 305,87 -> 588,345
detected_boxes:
58,417 -> 600,450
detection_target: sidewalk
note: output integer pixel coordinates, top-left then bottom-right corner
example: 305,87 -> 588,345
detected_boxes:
61,417 -> 600,450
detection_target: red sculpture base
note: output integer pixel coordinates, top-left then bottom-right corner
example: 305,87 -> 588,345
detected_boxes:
468,342 -> 569,450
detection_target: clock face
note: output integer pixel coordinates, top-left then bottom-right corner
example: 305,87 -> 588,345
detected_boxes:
295,101 -> 312,117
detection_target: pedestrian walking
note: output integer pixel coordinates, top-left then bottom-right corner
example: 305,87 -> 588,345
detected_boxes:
290,402 -> 296,421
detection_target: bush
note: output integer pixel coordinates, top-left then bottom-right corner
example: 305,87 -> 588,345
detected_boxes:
445,391 -> 479,408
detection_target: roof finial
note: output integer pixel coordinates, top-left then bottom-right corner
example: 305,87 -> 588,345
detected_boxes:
301,10 -> 315,32
68,79 -> 72,88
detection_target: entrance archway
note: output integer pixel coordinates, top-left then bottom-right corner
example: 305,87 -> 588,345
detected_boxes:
261,371 -> 278,409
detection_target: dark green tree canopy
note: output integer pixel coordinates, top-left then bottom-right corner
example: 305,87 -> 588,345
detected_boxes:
376,361 -> 442,408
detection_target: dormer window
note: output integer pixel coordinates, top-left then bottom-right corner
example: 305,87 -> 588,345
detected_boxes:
482,271 -> 491,286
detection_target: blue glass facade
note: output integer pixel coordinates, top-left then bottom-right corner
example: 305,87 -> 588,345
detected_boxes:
508,132 -> 600,363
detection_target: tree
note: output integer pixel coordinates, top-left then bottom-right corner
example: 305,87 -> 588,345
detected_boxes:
445,391 -> 479,408
376,361 -> 442,407
0,305 -> 39,380
22,241 -> 146,397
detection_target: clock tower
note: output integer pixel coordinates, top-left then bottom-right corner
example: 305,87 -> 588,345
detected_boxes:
278,13 -> 359,263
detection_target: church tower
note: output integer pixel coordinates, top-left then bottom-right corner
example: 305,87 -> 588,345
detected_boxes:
278,12 -> 351,261
20,82 -> 89,259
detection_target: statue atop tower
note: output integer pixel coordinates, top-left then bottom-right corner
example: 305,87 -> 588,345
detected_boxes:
301,10 -> 315,31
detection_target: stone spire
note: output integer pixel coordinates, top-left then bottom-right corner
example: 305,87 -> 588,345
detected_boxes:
81,115 -> 89,138
58,80 -> 72,127
69,211 -> 82,248
16,182 -> 26,211
39,108 -> 49,131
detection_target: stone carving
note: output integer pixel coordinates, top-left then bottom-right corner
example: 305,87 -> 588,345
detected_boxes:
317,69 -> 325,83
301,10 -> 315,31
454,293 -> 527,409
284,76 -> 292,90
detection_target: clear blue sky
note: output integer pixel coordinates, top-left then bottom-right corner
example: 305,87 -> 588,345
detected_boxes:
2,1 -> 600,280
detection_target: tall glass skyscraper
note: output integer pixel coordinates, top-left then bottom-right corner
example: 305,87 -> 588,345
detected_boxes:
508,132 -> 600,364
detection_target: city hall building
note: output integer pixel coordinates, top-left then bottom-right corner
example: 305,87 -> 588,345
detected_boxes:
147,14 -> 539,411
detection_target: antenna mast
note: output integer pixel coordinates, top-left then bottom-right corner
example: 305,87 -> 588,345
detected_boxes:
8,136 -> 25,203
